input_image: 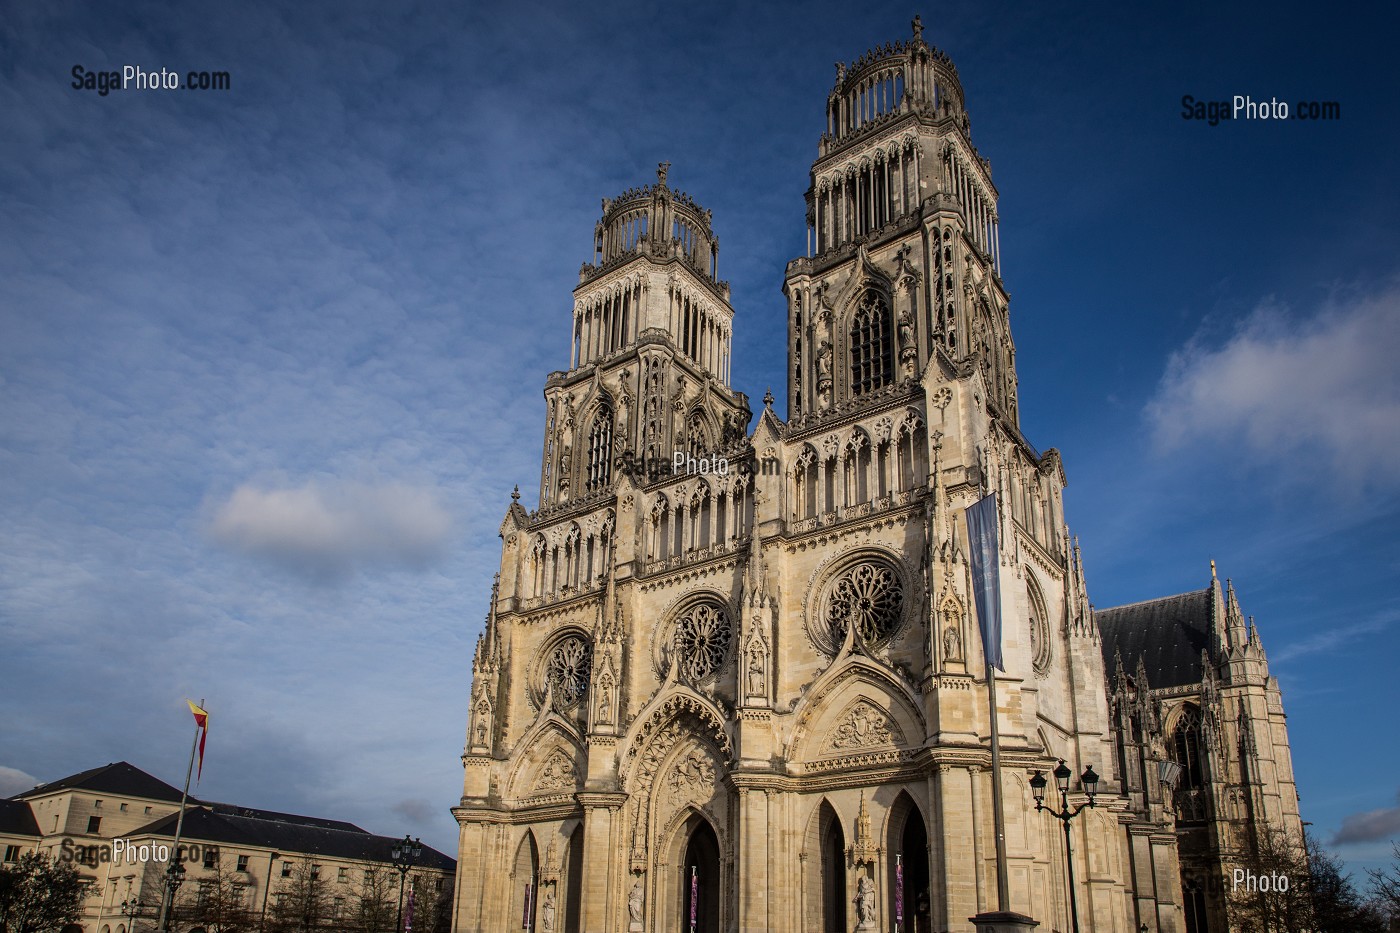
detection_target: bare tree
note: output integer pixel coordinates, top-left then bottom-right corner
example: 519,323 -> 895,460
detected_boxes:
1367,842 -> 1400,929
262,860 -> 330,933
172,864 -> 257,933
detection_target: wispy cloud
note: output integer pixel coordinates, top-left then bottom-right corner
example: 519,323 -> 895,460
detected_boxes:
207,479 -> 453,581
1270,611 -> 1398,666
1147,284 -> 1400,490
0,766 -> 39,797
1332,788 -> 1400,845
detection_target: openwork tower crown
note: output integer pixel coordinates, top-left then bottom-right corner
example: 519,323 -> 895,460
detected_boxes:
582,162 -> 721,285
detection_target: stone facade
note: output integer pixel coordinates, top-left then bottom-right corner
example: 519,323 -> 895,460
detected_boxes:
452,20 -> 1300,933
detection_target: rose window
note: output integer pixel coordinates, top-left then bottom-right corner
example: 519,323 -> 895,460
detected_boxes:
545,635 -> 592,708
675,604 -> 732,683
823,561 -> 904,650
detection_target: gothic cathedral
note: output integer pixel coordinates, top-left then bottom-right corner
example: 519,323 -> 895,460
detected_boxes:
452,21 -> 1302,933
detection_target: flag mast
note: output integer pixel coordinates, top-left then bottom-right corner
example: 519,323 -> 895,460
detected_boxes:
157,698 -> 206,932
966,493 -> 1011,912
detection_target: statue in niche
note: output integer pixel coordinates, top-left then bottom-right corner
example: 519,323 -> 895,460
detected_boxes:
816,340 -> 832,378
598,680 -> 613,722
944,625 -> 962,661
855,874 -> 876,928
628,877 -> 645,923
541,889 -> 556,931
898,310 -> 915,351
747,643 -> 765,696
475,720 -> 487,745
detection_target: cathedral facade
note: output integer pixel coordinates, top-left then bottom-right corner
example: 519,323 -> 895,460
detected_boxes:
451,22 -> 1301,933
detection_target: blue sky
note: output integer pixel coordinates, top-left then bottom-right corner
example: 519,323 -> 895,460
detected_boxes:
2,0 -> 1398,878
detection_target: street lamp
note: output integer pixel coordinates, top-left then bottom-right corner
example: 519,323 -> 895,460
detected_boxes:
391,834 -> 423,933
120,894 -> 146,929
158,861 -> 186,932
1030,759 -> 1100,933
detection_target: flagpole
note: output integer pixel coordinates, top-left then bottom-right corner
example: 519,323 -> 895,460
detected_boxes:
157,698 -> 203,932
986,656 -> 1010,912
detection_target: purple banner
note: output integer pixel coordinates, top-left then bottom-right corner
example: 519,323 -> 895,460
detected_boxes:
522,882 -> 533,930
966,492 -> 1005,672
896,857 -> 904,923
690,866 -> 698,931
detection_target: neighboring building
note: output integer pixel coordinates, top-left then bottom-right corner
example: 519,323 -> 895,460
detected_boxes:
4,761 -> 454,933
450,17 -> 1304,933
1100,570 -> 1303,933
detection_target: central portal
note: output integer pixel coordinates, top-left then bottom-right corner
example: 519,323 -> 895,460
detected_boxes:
679,816 -> 720,933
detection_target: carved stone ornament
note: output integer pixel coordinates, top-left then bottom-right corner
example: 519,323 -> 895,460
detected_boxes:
822,560 -> 905,651
943,625 -> 962,661
537,749 -> 579,791
666,748 -> 717,800
827,700 -> 904,750
544,634 -> 593,709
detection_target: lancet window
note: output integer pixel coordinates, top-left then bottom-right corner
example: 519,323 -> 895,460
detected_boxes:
850,291 -> 893,396
586,407 -> 613,491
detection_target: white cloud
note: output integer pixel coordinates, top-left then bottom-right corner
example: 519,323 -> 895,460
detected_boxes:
1147,284 -> 1400,488
1332,788 -> 1400,845
1270,611 -> 1398,666
207,479 -> 453,581
0,765 -> 39,797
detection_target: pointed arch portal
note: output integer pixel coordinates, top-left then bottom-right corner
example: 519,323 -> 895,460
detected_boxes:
680,816 -> 721,933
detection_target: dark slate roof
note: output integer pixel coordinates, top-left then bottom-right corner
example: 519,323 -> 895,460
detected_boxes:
16,762 -> 190,804
206,802 -> 364,833
132,807 -> 455,871
0,798 -> 40,836
1096,588 -> 1213,689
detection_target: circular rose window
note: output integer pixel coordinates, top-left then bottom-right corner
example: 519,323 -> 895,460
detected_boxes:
674,604 -> 733,683
817,559 -> 905,653
543,634 -> 592,708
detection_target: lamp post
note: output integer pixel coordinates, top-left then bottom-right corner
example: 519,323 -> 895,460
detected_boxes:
391,835 -> 422,933
158,861 -> 186,932
1030,759 -> 1100,933
120,894 -> 145,930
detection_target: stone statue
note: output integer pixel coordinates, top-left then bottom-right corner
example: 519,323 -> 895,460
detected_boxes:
475,720 -> 487,745
628,877 -> 644,923
855,874 -> 876,928
944,625 -> 962,660
598,681 -> 612,721
899,310 -> 915,350
747,645 -> 765,696
817,340 -> 832,378
541,890 -> 556,931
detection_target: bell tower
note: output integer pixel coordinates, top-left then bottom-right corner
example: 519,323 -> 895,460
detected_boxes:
785,14 -> 1016,426
538,164 -> 749,509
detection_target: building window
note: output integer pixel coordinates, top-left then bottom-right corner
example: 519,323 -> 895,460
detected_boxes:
4,845 -> 20,862
849,291 -> 893,396
586,408 -> 613,491
203,849 -> 217,869
119,803 -> 128,812
310,864 -> 320,879
237,854 -> 249,872
94,799 -> 103,809
281,862 -> 293,878
332,896 -> 344,918
338,866 -> 348,882
435,878 -> 443,892
144,806 -> 152,815
87,816 -> 102,834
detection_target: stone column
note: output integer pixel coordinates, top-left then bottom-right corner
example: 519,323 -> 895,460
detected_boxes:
578,793 -> 625,933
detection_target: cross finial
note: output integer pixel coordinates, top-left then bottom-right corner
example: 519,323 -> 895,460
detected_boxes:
511,485 -> 521,503
657,161 -> 670,186
763,388 -> 775,408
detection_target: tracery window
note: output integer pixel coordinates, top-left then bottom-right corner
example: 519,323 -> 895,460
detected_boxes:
674,603 -> 733,683
850,291 -> 893,396
817,559 -> 904,653
687,411 -> 710,459
1173,705 -> 1205,790
544,635 -> 593,709
586,408 -> 613,490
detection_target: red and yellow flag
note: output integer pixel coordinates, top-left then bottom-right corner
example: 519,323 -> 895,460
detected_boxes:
187,700 -> 209,781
